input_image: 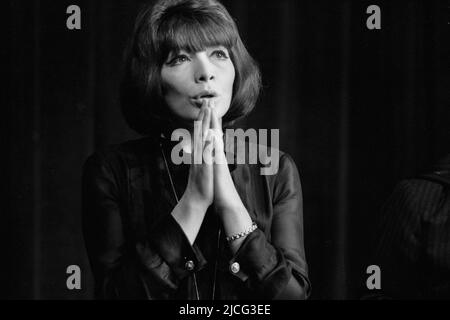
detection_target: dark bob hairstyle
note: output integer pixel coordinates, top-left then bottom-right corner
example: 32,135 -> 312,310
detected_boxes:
120,0 -> 261,136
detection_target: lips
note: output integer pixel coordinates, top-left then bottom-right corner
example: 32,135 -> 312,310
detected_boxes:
191,90 -> 218,107
193,90 -> 217,99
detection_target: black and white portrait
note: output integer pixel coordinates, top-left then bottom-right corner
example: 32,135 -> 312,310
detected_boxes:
4,0 -> 450,305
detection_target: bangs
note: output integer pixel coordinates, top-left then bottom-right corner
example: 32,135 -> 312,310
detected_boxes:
156,9 -> 238,63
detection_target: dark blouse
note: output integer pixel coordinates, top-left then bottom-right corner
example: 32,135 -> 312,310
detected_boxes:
82,136 -> 310,299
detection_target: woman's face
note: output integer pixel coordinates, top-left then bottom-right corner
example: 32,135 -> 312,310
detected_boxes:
160,45 -> 235,123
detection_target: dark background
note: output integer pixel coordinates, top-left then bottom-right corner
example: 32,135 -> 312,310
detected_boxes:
3,0 -> 449,299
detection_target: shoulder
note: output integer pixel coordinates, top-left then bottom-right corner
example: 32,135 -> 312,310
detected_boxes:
396,153 -> 450,199
82,136 -> 162,196
231,136 -> 300,177
277,151 -> 300,175
394,178 -> 445,203
272,150 -> 302,186
237,139 -> 302,199
384,178 -> 446,219
83,136 -> 159,166
256,144 -> 300,181
395,178 -> 444,194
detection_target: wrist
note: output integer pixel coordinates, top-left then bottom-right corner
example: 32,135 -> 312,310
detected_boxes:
215,200 -> 246,216
213,149 -> 227,164
226,222 -> 258,242
181,190 -> 210,213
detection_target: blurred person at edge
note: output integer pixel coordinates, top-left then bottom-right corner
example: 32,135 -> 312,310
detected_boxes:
366,154 -> 450,299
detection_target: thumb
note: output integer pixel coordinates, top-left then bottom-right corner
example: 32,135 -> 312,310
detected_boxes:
213,135 -> 227,165
203,130 -> 214,165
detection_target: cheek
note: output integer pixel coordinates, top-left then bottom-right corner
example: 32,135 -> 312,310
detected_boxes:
220,67 -> 235,114
224,65 -> 236,95
161,69 -> 190,97
163,77 -> 182,96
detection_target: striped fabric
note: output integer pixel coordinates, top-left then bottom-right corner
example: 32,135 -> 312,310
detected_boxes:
372,156 -> 450,299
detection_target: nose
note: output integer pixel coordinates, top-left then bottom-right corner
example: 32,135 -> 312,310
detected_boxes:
194,54 -> 215,83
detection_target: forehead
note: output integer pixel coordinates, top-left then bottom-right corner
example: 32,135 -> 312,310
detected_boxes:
157,11 -> 237,56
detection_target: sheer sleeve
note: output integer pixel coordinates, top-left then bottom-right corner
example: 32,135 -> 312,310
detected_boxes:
227,153 -> 311,299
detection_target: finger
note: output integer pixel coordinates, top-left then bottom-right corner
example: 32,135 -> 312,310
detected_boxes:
203,130 -> 214,165
193,102 -> 208,160
193,111 -> 206,165
211,135 -> 219,165
210,105 -> 220,130
209,106 -> 224,150
197,105 -> 205,122
193,122 -> 203,164
202,107 -> 211,144
212,133 -> 226,165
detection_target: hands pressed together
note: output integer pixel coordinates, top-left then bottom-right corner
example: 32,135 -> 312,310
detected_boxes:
173,100 -> 253,251
185,100 -> 237,213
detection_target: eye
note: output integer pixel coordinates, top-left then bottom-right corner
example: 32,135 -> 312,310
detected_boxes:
212,49 -> 229,59
168,54 -> 190,66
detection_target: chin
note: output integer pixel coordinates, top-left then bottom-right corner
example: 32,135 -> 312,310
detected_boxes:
173,107 -> 201,121
215,106 -> 229,119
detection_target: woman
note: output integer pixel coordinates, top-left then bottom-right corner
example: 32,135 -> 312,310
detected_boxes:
82,0 -> 310,300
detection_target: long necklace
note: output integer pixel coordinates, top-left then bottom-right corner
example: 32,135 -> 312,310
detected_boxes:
160,141 -> 220,300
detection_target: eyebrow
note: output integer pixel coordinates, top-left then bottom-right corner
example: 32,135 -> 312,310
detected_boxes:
166,45 -> 227,58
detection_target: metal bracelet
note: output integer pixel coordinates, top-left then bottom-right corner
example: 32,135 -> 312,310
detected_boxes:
226,222 -> 258,242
